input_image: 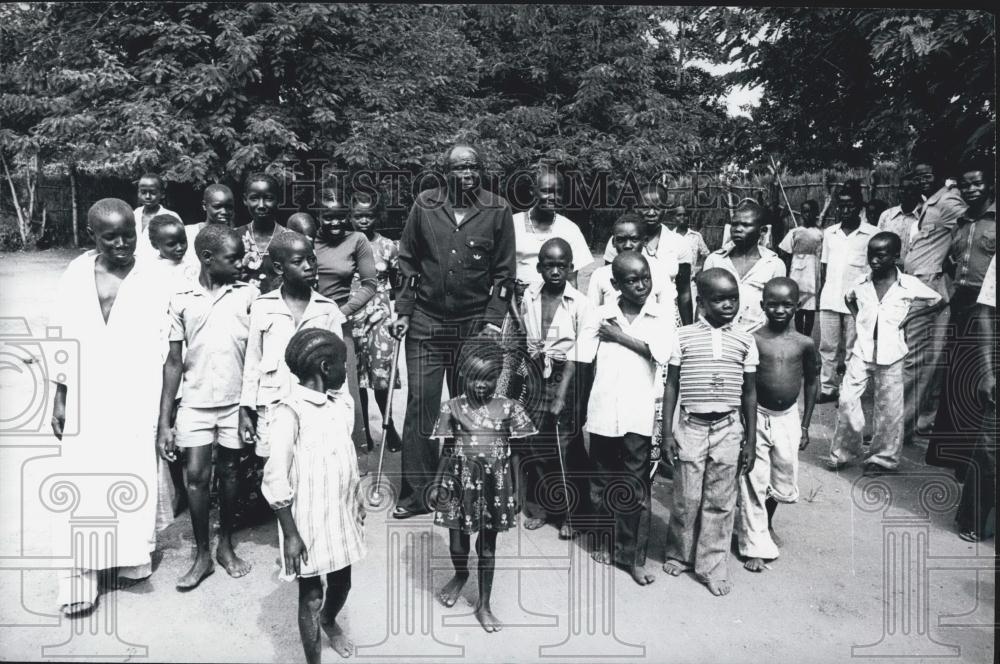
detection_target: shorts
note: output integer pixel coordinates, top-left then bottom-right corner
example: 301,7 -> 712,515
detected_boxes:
174,403 -> 241,450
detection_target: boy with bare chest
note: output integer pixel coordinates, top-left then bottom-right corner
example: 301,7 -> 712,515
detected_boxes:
737,277 -> 819,572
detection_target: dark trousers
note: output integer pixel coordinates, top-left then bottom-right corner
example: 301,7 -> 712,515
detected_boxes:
957,404 -> 997,535
928,287 -> 983,472
589,432 -> 652,568
398,308 -> 482,512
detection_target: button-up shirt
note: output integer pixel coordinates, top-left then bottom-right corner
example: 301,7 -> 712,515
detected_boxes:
168,279 -> 259,407
949,201 -> 996,290
819,222 -> 878,314
846,269 -> 941,365
877,205 -> 920,265
521,283 -> 590,374
904,185 -> 967,286
576,297 -> 675,437
240,289 -> 346,408
512,211 -> 594,284
703,243 -> 787,332
396,187 -> 516,326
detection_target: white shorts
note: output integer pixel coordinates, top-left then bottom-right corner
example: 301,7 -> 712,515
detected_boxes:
174,403 -> 241,450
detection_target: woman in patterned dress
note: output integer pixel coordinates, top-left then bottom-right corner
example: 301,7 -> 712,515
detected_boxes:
349,194 -> 403,452
430,344 -> 537,633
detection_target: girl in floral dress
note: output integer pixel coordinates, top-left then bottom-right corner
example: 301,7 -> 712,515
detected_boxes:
348,194 -> 403,451
430,344 -> 537,633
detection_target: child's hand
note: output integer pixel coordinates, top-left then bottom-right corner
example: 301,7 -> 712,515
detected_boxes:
283,533 -> 308,576
739,443 -> 756,475
547,395 -> 566,419
662,434 -> 677,465
157,427 -> 178,462
597,320 -> 623,343
50,407 -> 65,441
799,428 -> 810,451
238,407 -> 258,446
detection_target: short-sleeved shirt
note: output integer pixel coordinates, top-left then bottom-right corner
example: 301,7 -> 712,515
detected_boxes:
904,185 -> 967,283
669,318 -> 758,413
168,279 -> 259,407
679,229 -> 711,270
240,289 -> 346,409
520,282 -> 590,370
512,211 -> 594,284
577,297 -> 675,437
234,222 -> 295,294
846,270 -> 942,365
877,205 -> 920,264
819,222 -> 878,313
950,202 -> 996,290
978,256 -> 996,308
703,243 -> 787,332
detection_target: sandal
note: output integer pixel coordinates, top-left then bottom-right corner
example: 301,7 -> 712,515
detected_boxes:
958,530 -> 982,543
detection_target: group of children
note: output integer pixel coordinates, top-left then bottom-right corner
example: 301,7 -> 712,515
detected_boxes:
71,165 -> 993,660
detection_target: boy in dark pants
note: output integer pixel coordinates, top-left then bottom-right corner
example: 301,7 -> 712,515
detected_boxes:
518,239 -> 591,538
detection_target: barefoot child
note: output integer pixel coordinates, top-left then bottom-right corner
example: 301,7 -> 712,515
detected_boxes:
661,268 -> 758,596
431,344 -> 537,632
737,277 -> 819,572
579,251 -> 675,586
827,232 -> 944,475
241,232 -> 346,460
263,328 -> 366,662
157,224 -> 258,588
287,212 -> 318,245
519,238 -> 591,538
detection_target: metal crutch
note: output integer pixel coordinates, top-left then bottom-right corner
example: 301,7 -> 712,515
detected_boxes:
555,423 -> 574,536
369,337 -> 403,507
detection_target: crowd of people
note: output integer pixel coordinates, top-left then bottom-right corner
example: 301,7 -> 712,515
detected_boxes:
46,143 -> 995,662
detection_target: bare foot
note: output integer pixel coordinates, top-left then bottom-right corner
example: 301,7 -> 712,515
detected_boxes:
216,542 -> 252,578
706,579 -> 731,596
437,573 -> 469,608
743,557 -> 766,573
558,523 -> 574,540
322,620 -> 354,658
661,559 -> 690,576
523,517 -> 545,530
60,601 -> 95,617
176,552 -> 214,590
475,605 -> 503,633
629,564 -> 656,586
591,550 -> 612,565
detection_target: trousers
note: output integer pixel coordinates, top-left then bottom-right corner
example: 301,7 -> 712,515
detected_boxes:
589,432 -> 652,568
829,356 -> 904,469
818,310 -> 856,395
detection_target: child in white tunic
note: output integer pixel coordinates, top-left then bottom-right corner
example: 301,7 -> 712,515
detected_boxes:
262,328 -> 366,661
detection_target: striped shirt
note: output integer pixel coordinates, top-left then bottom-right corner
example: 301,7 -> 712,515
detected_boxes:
668,318 -> 758,413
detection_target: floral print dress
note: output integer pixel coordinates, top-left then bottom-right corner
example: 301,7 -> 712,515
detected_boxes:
431,395 -> 537,533
351,233 -> 401,390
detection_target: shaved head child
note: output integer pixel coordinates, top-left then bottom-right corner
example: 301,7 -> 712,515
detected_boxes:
157,223 -> 258,588
240,231 -> 346,461
736,277 -> 819,572
518,238 -> 592,538
828,232 -> 944,475
578,250 -> 675,586
703,201 -> 786,332
661,267 -> 759,596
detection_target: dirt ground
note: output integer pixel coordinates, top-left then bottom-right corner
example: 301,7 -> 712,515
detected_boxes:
0,247 -> 994,663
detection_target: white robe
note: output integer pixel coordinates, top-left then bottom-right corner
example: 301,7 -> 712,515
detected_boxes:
51,251 -> 170,572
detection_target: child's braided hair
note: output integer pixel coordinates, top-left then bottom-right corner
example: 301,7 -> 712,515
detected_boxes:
284,328 -> 346,386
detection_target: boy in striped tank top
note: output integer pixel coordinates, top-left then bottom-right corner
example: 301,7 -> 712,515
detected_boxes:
661,268 -> 758,596
737,278 -> 819,573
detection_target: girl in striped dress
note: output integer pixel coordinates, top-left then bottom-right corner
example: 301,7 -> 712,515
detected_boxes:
262,328 -> 366,662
